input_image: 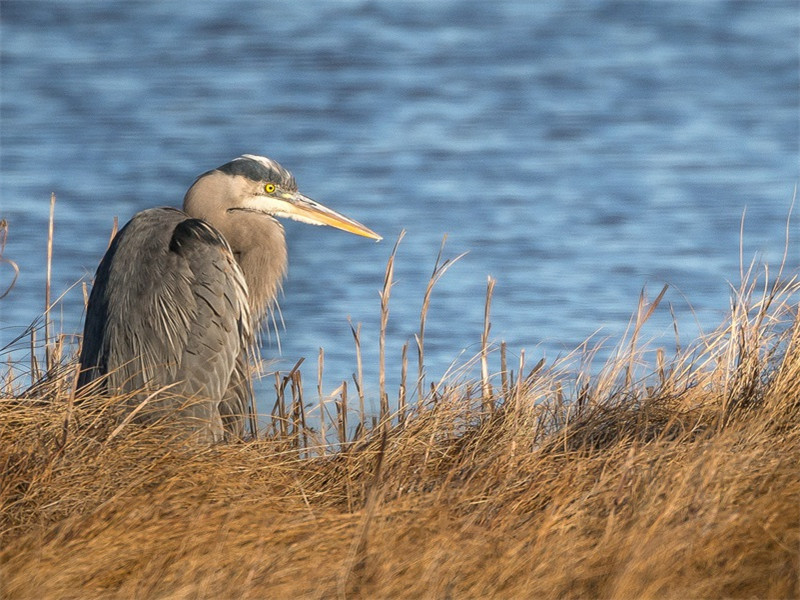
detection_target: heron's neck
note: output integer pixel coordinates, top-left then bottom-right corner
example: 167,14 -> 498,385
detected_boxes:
236,219 -> 287,322
222,214 -> 288,324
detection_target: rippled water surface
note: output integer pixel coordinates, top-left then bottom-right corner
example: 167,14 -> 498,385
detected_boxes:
2,1 -> 798,412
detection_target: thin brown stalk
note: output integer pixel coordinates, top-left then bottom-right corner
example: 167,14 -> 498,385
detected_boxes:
29,329 -> 39,386
379,231 -> 405,423
272,358 -> 305,440
514,349 -> 525,404
290,370 -> 306,455
3,356 -> 12,395
59,364 -> 77,450
623,284 -> 668,389
247,378 -> 258,441
348,320 -> 366,436
337,380 -> 348,448
351,374 -> 364,440
399,340 -> 408,425
416,236 -> 468,402
657,347 -> 666,386
481,276 -> 496,413
317,347 -> 325,454
273,372 -> 287,437
500,341 -> 508,401
45,193 -> 55,372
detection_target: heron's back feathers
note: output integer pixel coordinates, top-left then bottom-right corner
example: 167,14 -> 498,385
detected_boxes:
78,208 -> 253,441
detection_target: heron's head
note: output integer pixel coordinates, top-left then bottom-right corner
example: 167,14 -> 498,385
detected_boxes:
184,154 -> 381,241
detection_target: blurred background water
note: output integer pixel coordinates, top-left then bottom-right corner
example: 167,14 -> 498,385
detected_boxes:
1,1 -> 798,414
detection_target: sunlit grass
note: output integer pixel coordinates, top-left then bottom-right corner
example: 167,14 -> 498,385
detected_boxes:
1,216 -> 798,598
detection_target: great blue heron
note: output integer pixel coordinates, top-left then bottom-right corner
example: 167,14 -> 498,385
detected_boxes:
78,154 -> 381,443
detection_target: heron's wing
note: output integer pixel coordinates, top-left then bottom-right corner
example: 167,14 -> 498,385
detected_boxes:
219,350 -> 253,440
78,208 -> 251,409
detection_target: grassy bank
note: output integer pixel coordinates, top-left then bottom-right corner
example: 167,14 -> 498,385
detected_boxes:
1,241 -> 798,598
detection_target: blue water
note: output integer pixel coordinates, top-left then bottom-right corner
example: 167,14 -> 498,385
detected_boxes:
1,1 -> 798,414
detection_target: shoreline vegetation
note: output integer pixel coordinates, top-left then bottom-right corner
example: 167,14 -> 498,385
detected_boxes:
1,215 -> 798,598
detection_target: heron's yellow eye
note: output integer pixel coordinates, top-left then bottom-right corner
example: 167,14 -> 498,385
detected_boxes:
264,183 -> 276,194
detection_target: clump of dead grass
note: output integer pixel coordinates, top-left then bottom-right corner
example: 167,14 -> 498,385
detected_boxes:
1,223 -> 798,599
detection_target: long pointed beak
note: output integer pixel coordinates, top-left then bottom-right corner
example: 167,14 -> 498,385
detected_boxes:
280,192 -> 382,241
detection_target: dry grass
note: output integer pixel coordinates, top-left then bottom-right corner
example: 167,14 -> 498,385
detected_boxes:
1,231 -> 799,598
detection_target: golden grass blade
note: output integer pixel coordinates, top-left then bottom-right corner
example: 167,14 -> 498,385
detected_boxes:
348,319 -> 366,436
416,236 -> 468,402
399,340 -> 408,425
317,347 -> 325,454
379,231 -> 404,424
45,193 -> 56,372
481,276 -> 496,413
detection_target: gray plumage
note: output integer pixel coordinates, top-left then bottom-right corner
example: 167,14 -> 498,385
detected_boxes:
78,155 -> 380,443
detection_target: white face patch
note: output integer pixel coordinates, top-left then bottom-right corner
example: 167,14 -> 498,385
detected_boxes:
241,194 -> 325,226
243,194 -> 290,214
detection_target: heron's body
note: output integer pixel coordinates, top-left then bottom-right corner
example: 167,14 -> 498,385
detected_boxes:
78,155 -> 380,443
